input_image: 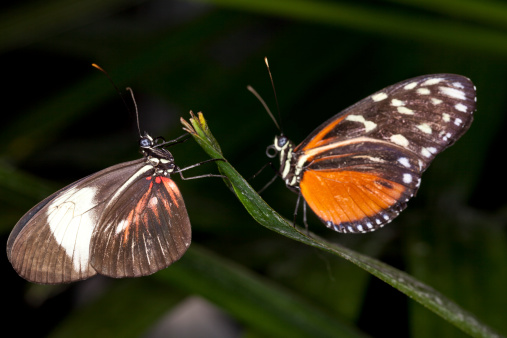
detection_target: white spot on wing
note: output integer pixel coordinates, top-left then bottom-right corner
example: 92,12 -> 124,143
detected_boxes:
345,115 -> 377,132
453,82 -> 465,89
431,98 -> 442,105
390,134 -> 409,147
404,82 -> 417,90
442,113 -> 451,122
116,219 -> 128,235
47,186 -> 97,272
403,174 -> 412,184
354,155 -> 384,163
455,118 -> 463,126
417,88 -> 431,95
421,78 -> 444,86
391,99 -> 405,106
149,196 -> 158,207
372,92 -> 388,102
417,123 -> 432,134
421,148 -> 432,157
455,103 -> 467,112
398,157 -> 411,168
397,106 -> 414,115
440,86 -> 466,100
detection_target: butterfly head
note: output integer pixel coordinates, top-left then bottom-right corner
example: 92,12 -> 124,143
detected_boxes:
139,132 -> 176,175
266,134 -> 300,190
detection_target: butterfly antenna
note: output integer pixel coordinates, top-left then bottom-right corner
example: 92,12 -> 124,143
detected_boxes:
264,57 -> 284,133
92,63 -> 142,137
126,87 -> 142,137
247,85 -> 280,131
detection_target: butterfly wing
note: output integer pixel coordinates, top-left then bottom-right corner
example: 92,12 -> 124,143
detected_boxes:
7,159 -> 190,283
295,74 -> 476,233
90,175 -> 190,278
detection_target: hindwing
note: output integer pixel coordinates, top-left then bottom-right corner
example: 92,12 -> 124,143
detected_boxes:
90,175 -> 190,278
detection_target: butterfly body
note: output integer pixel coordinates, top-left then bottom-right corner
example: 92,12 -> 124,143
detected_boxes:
7,133 -> 191,284
270,74 -> 476,234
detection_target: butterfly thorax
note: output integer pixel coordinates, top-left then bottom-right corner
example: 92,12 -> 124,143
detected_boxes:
272,135 -> 301,192
140,133 -> 176,177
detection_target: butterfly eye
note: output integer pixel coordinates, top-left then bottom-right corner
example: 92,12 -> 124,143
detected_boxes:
139,137 -> 153,148
277,136 -> 288,148
266,144 -> 278,158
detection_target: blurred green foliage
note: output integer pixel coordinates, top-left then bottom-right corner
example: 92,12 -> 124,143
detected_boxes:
1,0 -> 506,337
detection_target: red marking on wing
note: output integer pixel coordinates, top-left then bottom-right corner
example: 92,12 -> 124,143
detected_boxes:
122,209 -> 135,245
122,180 -> 154,245
159,177 -> 180,209
117,177 -> 183,246
300,169 -> 406,225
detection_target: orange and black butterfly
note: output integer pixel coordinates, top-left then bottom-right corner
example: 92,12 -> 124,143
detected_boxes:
255,61 -> 476,233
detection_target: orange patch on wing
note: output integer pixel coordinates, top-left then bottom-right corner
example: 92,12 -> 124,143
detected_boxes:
300,169 -> 405,225
122,181 -> 153,245
159,177 -> 180,209
122,209 -> 135,245
301,114 -> 349,151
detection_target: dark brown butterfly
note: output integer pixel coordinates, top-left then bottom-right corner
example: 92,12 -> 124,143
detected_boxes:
7,88 -> 221,284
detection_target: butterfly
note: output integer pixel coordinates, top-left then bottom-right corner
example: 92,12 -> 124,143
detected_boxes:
7,92 -> 221,284
256,68 -> 476,234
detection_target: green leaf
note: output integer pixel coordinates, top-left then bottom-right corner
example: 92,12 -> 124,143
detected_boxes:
157,245 -> 365,338
182,112 -> 503,338
188,0 -> 507,56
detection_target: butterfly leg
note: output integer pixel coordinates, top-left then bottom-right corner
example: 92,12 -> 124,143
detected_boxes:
249,162 -> 273,180
252,162 -> 283,194
291,192 -> 302,229
176,159 -> 226,180
258,173 -> 278,194
290,193 -> 310,234
302,200 -> 310,235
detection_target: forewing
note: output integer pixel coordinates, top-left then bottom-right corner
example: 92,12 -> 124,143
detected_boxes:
90,175 -> 191,278
296,74 -> 476,233
7,159 -> 147,284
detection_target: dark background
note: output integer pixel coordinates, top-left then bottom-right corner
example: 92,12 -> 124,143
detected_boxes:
1,0 -> 506,337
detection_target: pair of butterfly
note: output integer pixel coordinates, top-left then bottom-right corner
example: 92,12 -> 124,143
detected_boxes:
7,72 -> 476,284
